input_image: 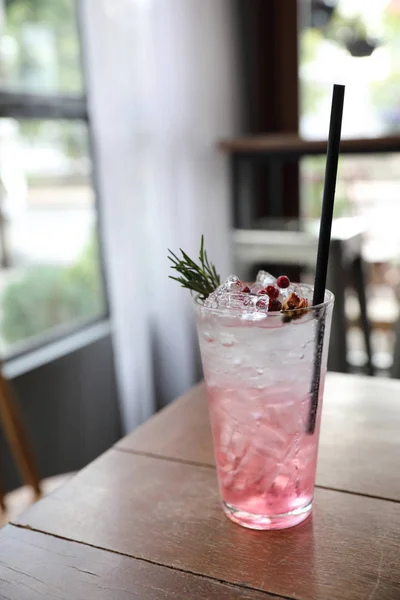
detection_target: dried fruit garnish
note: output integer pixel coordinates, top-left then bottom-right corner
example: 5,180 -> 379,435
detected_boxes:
282,291 -> 309,322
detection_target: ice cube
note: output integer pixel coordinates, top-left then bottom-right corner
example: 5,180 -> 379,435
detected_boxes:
241,301 -> 269,321
256,270 -> 276,287
226,292 -> 250,310
203,274 -> 271,319
204,290 -> 252,311
254,296 -> 269,312
225,292 -> 258,310
250,282 -> 265,294
204,275 -> 243,308
272,474 -> 291,494
295,284 -> 314,304
203,292 -> 220,308
220,421 -> 234,453
279,283 -> 302,301
216,275 -> 242,294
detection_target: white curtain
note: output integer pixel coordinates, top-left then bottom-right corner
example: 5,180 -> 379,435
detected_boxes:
81,0 -> 241,432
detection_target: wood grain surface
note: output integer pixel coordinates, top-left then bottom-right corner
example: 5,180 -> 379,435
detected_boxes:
117,373 -> 400,502
0,525 -> 276,600
116,381 -> 214,465
316,374 -> 400,501
218,133 -> 400,155
14,450 -> 400,600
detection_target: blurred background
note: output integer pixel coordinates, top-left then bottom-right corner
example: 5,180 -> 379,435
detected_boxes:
0,0 -> 399,496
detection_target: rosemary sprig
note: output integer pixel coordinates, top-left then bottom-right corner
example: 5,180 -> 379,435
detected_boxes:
168,235 -> 220,300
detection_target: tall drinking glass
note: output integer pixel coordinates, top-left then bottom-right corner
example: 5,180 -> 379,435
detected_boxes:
195,285 -> 334,530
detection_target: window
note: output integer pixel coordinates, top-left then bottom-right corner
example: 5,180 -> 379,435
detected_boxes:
0,0 -> 106,357
299,0 -> 400,373
0,0 -> 82,94
299,0 -> 400,139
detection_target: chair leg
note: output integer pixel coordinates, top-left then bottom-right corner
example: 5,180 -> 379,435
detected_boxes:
0,375 -> 41,498
352,255 -> 374,376
326,240 -> 348,373
0,478 -> 6,512
391,314 -> 400,378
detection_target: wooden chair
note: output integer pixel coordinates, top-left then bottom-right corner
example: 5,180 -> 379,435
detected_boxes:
391,283 -> 400,378
0,367 -> 41,511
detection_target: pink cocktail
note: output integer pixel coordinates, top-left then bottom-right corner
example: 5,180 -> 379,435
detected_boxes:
195,278 -> 334,530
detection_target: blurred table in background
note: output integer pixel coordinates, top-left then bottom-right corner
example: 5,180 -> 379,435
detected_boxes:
220,134 -> 400,377
233,217 -> 372,375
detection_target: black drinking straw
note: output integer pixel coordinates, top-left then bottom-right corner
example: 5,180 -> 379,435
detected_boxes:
307,84 -> 345,435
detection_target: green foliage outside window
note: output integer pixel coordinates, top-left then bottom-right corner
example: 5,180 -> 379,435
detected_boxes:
4,0 -> 82,93
1,234 -> 104,345
3,0 -> 85,159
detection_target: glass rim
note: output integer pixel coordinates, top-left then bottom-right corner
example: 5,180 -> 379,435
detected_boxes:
193,284 -> 334,318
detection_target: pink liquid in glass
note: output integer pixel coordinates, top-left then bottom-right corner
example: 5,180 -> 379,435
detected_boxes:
207,383 -> 324,530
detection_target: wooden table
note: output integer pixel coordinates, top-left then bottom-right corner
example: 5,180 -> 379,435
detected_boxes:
1,372 -> 400,599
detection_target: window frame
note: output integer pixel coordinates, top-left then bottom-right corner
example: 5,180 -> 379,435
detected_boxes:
0,0 -> 110,363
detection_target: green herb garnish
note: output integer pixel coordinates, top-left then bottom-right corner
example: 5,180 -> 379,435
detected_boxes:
168,235 -> 220,300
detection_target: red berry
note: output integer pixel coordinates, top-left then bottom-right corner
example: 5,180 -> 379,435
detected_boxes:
268,298 -> 282,311
277,275 -> 290,289
258,289 -> 268,295
241,286 -> 251,293
266,285 -> 279,298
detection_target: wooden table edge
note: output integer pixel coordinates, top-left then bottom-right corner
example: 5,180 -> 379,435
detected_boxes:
5,522 -> 292,600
